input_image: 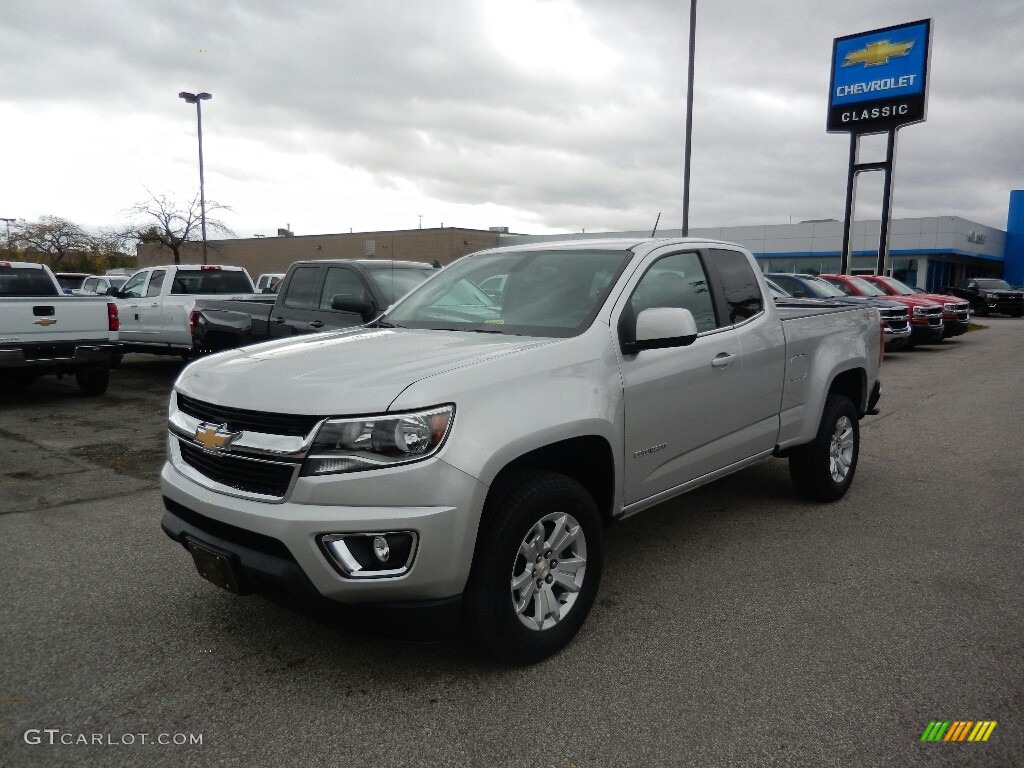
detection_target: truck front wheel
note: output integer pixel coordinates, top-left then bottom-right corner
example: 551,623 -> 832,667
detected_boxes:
789,394 -> 859,502
465,470 -> 603,664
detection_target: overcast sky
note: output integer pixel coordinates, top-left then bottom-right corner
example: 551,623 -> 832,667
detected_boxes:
1,0 -> 1021,240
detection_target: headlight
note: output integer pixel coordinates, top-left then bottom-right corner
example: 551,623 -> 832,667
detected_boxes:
302,405 -> 454,475
986,293 -> 997,300
912,306 -> 927,317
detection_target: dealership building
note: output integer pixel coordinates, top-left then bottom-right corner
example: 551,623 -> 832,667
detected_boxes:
139,190 -> 1024,289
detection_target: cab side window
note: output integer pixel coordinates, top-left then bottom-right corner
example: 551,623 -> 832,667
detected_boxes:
709,249 -> 763,324
121,272 -> 148,299
282,267 -> 321,310
320,268 -> 366,310
146,270 -> 166,298
629,251 -> 717,333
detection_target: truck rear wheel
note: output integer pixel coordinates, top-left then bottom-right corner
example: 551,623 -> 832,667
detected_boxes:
465,470 -> 603,664
789,394 -> 859,502
76,367 -> 110,396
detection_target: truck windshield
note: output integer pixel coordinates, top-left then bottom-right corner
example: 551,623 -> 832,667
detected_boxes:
845,277 -> 887,297
170,270 -> 254,294
365,266 -> 436,305
0,268 -> 61,297
384,248 -> 633,337
974,279 -> 1012,290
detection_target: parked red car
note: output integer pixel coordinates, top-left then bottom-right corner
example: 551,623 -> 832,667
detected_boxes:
819,274 -> 944,345
857,275 -> 970,338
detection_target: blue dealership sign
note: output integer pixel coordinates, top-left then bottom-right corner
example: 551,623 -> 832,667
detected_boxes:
827,19 -> 931,133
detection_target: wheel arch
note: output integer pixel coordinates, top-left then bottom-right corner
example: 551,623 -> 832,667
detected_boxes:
485,436 -> 617,527
827,367 -> 867,416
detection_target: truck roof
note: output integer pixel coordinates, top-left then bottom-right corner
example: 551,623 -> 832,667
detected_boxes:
476,237 -> 752,255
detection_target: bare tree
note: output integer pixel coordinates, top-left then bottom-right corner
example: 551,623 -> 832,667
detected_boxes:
120,191 -> 234,265
15,216 -> 95,267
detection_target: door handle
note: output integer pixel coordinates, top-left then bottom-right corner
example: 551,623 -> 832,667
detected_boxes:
308,320 -> 324,329
150,302 -> 159,307
272,316 -> 286,324
711,353 -> 736,368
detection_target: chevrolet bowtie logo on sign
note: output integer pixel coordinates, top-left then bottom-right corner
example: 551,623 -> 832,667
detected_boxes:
920,721 -> 998,743
842,39 -> 915,68
194,423 -> 240,451
33,317 -> 57,326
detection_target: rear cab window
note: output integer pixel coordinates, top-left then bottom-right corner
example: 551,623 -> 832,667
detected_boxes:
0,267 -> 61,297
170,269 -> 253,295
707,248 -> 763,325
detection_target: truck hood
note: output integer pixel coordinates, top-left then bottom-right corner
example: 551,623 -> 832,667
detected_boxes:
175,328 -> 555,415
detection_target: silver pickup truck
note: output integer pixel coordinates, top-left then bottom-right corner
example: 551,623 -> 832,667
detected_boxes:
160,238 -> 881,663
0,261 -> 119,395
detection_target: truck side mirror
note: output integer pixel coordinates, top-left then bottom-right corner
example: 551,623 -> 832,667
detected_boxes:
622,307 -> 699,354
331,293 -> 376,319
106,286 -> 121,297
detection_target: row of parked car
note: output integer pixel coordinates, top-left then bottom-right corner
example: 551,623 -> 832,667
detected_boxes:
764,272 -> 1024,351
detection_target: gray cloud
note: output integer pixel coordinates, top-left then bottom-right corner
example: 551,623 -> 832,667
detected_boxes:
1,0 -> 1020,233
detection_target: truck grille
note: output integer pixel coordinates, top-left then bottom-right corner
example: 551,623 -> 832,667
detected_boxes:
177,393 -> 323,437
878,308 -> 905,321
178,439 -> 297,497
943,302 -> 970,320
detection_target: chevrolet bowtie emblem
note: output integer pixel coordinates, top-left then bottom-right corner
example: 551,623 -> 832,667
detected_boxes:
194,423 -> 240,451
33,317 -> 57,326
843,39 -> 914,68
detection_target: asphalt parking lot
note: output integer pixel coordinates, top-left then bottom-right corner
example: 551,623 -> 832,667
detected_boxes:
2,320 -> 1022,768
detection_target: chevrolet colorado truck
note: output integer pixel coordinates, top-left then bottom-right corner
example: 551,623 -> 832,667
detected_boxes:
109,264 -> 254,358
191,259 -> 439,354
0,261 -> 119,395
160,238 -> 882,663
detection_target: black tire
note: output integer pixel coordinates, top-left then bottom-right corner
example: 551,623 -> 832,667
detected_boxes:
76,366 -> 110,396
464,469 -> 603,664
789,394 -> 859,502
109,354 -> 123,369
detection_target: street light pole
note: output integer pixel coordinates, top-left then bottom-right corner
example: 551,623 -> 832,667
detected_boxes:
681,0 -> 697,237
178,91 -> 212,264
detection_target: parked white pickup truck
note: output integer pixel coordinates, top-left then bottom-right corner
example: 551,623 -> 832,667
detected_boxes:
160,238 -> 881,663
0,261 -> 119,395
110,264 -> 254,357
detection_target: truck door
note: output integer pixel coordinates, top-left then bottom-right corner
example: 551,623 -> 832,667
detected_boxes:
269,265 -> 321,337
308,266 -> 373,331
618,248 -> 779,505
116,270 -> 149,341
137,269 -> 166,338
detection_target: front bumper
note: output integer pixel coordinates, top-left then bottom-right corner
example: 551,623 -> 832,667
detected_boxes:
882,324 -> 912,349
160,453 -> 488,616
909,321 -> 944,343
941,318 -> 970,338
161,497 -> 463,639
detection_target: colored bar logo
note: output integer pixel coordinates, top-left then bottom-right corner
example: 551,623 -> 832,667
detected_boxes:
920,721 -> 997,742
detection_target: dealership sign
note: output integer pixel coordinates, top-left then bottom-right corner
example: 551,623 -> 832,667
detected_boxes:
827,19 -> 931,133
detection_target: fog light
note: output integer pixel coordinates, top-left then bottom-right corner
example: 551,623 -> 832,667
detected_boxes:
320,532 -> 417,579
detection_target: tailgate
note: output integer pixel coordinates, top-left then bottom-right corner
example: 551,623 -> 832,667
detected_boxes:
1,297 -> 113,343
